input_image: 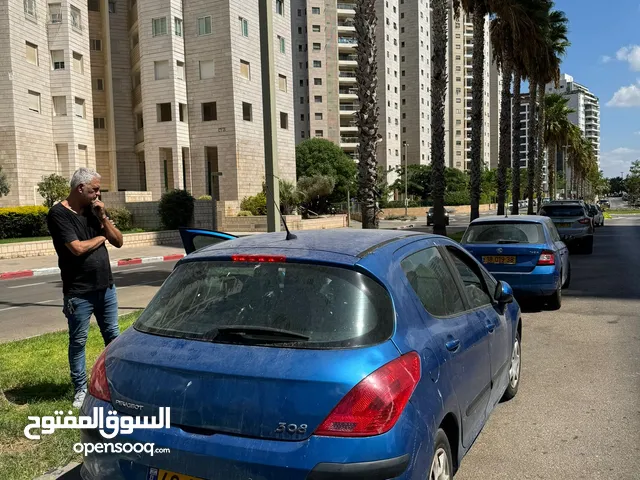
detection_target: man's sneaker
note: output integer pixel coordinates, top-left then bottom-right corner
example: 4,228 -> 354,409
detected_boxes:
73,389 -> 87,408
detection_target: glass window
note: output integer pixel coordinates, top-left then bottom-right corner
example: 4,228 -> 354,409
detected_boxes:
70,6 -> 81,29
276,0 -> 284,15
174,17 -> 183,36
240,17 -> 248,36
25,0 -> 37,17
202,102 -> 217,121
401,247 -> 465,317
199,60 -> 214,79
25,42 -> 38,65
74,97 -> 85,118
539,205 -> 585,217
152,17 -> 167,36
446,247 -> 492,309
49,3 -> 62,23
462,222 -> 546,244
240,60 -> 250,79
242,102 -> 252,121
198,16 -> 212,35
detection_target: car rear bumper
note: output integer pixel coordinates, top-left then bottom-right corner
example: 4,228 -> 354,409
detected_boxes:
79,397 -> 428,480
491,267 -> 560,296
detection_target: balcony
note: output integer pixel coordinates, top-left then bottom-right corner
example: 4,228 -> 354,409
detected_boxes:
135,128 -> 144,145
340,137 -> 359,149
340,124 -> 358,133
132,85 -> 142,108
337,3 -> 356,15
339,53 -> 358,66
338,19 -> 356,33
339,71 -> 357,83
130,44 -> 140,67
338,37 -> 357,49
128,5 -> 138,30
339,87 -> 358,99
340,103 -> 359,115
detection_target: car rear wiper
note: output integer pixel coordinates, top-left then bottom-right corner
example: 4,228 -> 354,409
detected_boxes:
209,326 -> 310,342
496,240 -> 521,244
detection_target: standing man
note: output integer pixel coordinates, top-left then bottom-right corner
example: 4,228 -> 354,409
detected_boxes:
47,168 -> 124,407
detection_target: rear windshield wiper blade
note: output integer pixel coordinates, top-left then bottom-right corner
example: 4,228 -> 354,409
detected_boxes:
211,326 -> 310,341
496,240 -> 521,244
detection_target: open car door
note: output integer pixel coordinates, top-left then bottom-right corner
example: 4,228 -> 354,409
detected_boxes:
178,227 -> 238,254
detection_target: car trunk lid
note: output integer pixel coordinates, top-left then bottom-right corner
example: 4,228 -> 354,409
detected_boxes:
463,244 -> 548,273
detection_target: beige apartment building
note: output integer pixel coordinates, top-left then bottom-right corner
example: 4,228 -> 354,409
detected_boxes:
0,0 -> 296,207
291,0 -> 402,185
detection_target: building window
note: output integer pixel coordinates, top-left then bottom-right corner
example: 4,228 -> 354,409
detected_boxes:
280,112 -> 288,129
154,60 -> 169,80
74,97 -> 85,118
314,78 -> 322,86
199,60 -> 214,79
312,7 -> 320,14
312,42 -> 321,51
94,117 -> 106,129
28,90 -> 41,113
88,0 -> 99,11
240,60 -> 250,79
157,103 -> 172,122
301,131 -> 305,138
198,16 -> 212,35
315,130 -> 323,137
174,17 -> 183,36
176,61 -> 184,80
276,0 -> 284,15
108,1 -> 116,13
278,35 -> 285,53
51,50 -> 64,69
179,103 -> 187,122
242,102 -> 252,121
313,60 -> 321,68
152,17 -> 167,36
93,78 -> 104,90
49,3 -> 62,23
240,17 -> 248,36
25,42 -> 38,65
278,74 -> 287,92
25,0 -> 37,17
70,6 -> 81,30
314,95 -> 322,103
202,102 -> 217,121
90,39 -> 102,51
315,112 -> 322,120
53,96 -> 66,116
312,25 -> 321,32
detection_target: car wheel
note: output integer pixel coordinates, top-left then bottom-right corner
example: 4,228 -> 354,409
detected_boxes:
429,429 -> 453,480
547,284 -> 562,310
562,263 -> 571,289
582,236 -> 594,255
501,329 -> 521,401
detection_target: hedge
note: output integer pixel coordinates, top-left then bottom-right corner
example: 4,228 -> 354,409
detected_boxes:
0,206 -> 50,239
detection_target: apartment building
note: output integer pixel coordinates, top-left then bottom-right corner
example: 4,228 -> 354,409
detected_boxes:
0,0 -> 296,207
513,93 -> 548,193
0,0 -> 96,207
291,0 -> 401,184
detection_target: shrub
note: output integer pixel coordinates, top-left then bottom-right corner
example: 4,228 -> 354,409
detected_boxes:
37,174 -> 69,207
0,206 -> 49,239
237,210 -> 253,216
198,195 -> 212,200
106,207 -> 133,231
444,191 -> 470,206
240,192 -> 267,216
158,189 -> 195,230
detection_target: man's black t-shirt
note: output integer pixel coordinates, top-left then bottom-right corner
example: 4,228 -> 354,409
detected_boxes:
47,202 -> 113,296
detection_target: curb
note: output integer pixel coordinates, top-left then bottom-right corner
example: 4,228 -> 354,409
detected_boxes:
0,254 -> 185,281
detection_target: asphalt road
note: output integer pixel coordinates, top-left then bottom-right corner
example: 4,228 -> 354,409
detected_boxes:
0,262 -> 177,343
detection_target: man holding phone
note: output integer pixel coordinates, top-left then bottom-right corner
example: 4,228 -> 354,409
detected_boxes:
47,167 -> 124,407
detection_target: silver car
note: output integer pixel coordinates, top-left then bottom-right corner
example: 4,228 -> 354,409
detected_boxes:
538,201 -> 594,254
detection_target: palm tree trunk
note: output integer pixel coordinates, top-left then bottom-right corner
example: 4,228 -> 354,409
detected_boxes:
511,75 -> 522,214
430,0 -> 448,235
497,63 -> 512,216
355,0 -> 379,229
535,84 -> 545,205
469,4 -> 485,221
527,82 -> 538,214
548,143 -> 557,201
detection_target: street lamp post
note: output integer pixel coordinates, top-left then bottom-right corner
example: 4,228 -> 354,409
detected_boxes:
403,142 -> 408,216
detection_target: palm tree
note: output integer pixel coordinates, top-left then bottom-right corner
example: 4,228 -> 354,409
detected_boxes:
354,0 -> 380,229
543,93 -> 574,200
430,0 -> 449,235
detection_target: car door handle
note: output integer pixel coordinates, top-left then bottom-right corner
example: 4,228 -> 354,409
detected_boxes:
486,322 -> 496,333
445,339 -> 461,352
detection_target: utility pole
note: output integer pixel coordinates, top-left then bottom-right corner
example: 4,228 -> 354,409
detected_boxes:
259,0 -> 280,232
403,142 -> 409,216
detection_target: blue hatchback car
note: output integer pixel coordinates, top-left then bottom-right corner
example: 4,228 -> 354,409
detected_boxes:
460,215 -> 570,310
80,229 -> 522,480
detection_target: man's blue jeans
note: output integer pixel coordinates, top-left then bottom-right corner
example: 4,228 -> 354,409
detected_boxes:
63,285 -> 120,393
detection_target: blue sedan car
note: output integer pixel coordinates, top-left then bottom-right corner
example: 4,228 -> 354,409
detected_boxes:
460,215 -> 570,310
80,229 -> 522,480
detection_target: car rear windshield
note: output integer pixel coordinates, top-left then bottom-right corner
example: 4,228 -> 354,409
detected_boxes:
134,260 -> 394,348
539,205 -> 585,217
462,222 -> 546,244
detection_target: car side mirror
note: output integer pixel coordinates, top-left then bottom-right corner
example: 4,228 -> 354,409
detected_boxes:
495,281 -> 514,304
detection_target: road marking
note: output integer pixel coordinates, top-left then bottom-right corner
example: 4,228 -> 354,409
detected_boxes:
37,299 -> 57,304
114,266 -> 153,274
0,306 -> 18,312
8,282 -> 46,289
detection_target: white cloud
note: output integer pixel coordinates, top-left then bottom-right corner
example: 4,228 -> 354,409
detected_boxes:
616,45 -> 640,71
600,148 -> 640,177
607,81 -> 640,107
601,55 -> 612,64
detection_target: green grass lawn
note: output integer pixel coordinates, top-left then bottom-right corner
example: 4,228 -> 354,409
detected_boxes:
606,209 -> 640,215
0,311 -> 141,480
447,231 -> 465,243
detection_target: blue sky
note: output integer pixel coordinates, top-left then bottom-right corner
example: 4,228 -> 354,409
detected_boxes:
550,0 -> 640,178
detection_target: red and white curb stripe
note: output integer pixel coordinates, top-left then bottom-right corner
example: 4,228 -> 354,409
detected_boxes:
0,254 -> 185,281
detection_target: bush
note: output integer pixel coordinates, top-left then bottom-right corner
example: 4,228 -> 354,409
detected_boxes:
444,191 -> 470,206
158,189 -> 195,230
0,206 -> 49,239
106,207 -> 133,231
237,210 -> 253,216
240,192 -> 267,215
198,195 -> 212,200
37,174 -> 69,207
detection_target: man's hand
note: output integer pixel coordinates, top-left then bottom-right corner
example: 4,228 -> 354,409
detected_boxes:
92,199 -> 106,220
99,210 -> 124,248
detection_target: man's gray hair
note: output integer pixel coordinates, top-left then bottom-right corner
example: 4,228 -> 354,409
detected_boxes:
70,167 -> 101,189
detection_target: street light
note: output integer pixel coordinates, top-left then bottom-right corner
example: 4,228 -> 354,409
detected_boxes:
403,141 -> 408,216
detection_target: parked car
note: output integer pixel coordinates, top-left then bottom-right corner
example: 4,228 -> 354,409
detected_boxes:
538,201 -> 594,254
597,199 -> 610,210
460,216 -> 569,309
426,207 -> 450,225
80,228 -> 522,480
586,204 -> 605,227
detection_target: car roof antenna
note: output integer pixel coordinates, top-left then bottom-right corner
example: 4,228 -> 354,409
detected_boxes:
265,180 -> 297,240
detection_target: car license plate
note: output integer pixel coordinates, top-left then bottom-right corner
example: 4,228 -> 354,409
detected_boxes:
556,222 -> 572,228
148,468 -> 204,480
482,255 -> 516,265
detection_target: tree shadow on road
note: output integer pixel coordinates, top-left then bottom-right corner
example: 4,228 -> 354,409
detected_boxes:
4,382 -> 72,405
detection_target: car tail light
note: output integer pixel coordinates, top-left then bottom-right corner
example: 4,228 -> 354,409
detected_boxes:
537,250 -> 555,266
89,348 -> 111,402
578,218 -> 591,224
231,254 -> 286,263
315,352 -> 421,437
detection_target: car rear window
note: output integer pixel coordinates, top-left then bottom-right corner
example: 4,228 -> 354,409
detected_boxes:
134,260 -> 394,348
462,222 -> 546,244
539,206 -> 585,217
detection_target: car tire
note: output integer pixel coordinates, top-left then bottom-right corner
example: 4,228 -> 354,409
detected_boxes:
501,329 -> 521,401
429,429 -> 454,480
547,284 -> 562,310
562,263 -> 571,289
582,236 -> 594,255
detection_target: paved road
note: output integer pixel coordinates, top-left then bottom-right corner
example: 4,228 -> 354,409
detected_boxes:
0,262 -> 177,343
455,214 -> 640,479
